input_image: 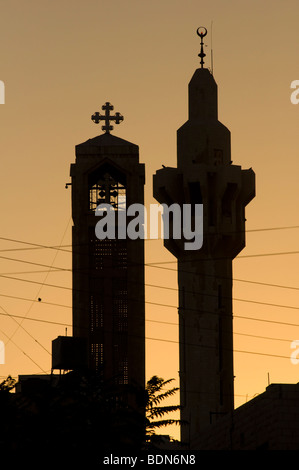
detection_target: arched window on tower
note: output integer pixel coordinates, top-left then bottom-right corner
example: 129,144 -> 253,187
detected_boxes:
89,170 -> 126,212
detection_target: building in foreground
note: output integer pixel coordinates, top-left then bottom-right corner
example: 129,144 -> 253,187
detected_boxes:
193,383 -> 299,450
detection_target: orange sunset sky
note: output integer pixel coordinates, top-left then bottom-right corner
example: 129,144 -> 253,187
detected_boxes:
0,0 -> 299,440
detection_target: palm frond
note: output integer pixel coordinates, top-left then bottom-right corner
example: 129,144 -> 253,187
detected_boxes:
147,419 -> 182,429
146,376 -> 175,398
0,375 -> 16,392
147,387 -> 179,408
147,405 -> 181,419
145,374 -> 182,442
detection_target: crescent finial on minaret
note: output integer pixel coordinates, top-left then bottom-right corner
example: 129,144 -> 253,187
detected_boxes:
197,26 -> 207,68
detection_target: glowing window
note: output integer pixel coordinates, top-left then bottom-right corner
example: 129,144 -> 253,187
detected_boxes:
89,172 -> 126,211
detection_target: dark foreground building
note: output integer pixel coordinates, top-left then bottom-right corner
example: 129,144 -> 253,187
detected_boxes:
193,383 -> 299,450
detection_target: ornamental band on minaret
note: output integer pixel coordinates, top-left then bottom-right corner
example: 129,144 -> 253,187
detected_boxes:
153,28 -> 255,448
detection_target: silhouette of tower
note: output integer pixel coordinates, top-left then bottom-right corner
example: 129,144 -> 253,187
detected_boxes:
153,29 -> 255,446
70,102 -> 145,397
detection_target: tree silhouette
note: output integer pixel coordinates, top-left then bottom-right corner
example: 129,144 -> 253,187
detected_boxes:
0,373 -> 184,454
0,372 -> 145,457
145,375 -> 182,443
0,375 -> 16,392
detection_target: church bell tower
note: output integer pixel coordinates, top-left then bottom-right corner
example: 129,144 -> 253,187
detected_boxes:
70,103 -> 145,397
153,28 -> 255,446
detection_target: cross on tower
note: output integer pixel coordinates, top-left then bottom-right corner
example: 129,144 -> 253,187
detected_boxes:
91,102 -> 124,134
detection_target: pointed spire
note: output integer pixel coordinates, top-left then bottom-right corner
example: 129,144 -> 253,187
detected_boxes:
197,27 -> 207,68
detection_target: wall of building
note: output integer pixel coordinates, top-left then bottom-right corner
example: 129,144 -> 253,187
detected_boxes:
192,383 -> 299,450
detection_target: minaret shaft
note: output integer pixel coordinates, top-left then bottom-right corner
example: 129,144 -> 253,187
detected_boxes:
178,257 -> 234,443
153,64 -> 255,448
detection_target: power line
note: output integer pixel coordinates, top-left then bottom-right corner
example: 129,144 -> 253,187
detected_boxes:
1,270 -> 299,314
1,247 -> 299,270
0,242 -> 299,290
0,301 -> 51,355
1,227 -> 298,365
1,286 -> 299,340
2,219 -> 71,354
145,249 -> 299,266
1,262 -> 299,360
0,311 -> 71,328
0,309 -> 294,362
0,274 -> 71,291
0,221 -> 299,265
0,281 -> 296,376
1,265 -> 299,293
0,292 -> 71,310
0,255 -> 69,271
0,236 -> 72,253
0,269 -> 64,276
0,222 -> 298,252
0,325 -> 47,373
0,310 -> 295,345
0,234 -> 296,401
0,227 -> 298,317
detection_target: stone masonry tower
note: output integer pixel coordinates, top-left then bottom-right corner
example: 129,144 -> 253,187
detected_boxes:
70,103 -> 145,400
153,29 -> 255,447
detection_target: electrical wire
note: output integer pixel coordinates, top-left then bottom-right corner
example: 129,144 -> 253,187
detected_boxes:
0,302 -> 50,355
0,309 -> 294,362
0,325 -> 47,373
0,227 -> 298,371
1,239 -> 299,289
0,222 -> 298,252
2,219 -> 71,355
1,265 -> 299,293
1,270 -> 299,314
0,309 -> 295,345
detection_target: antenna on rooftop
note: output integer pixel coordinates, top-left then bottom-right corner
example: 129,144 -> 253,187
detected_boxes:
211,20 -> 214,74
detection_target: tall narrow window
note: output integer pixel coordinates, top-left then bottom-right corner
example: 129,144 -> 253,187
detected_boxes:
221,182 -> 237,219
214,149 -> 223,166
218,284 -> 222,309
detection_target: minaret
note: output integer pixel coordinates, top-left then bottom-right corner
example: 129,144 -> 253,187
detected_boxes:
70,103 -> 145,404
153,29 -> 255,447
